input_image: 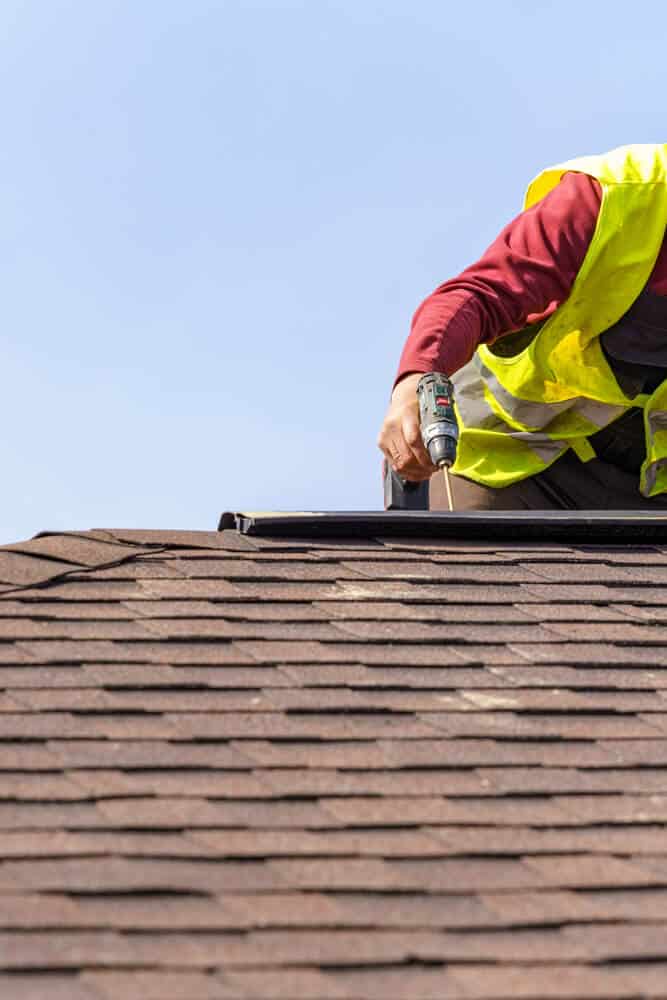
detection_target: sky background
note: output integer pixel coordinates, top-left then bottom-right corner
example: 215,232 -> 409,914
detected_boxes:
2,0 -> 666,543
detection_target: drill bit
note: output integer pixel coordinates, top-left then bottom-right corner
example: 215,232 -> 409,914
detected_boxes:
442,465 -> 454,512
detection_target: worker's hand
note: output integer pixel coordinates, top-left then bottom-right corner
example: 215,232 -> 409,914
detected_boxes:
377,372 -> 438,482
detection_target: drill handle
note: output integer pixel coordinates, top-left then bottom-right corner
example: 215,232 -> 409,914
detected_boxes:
383,461 -> 430,511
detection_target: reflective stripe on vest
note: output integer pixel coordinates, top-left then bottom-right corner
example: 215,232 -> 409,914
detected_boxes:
452,357 -> 568,485
642,388 -> 667,496
473,355 -> 629,431
451,144 -> 667,496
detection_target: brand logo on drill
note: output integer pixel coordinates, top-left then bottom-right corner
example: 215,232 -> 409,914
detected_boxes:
436,395 -> 449,407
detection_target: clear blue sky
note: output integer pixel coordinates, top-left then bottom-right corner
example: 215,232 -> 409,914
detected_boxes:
2,0 -> 665,543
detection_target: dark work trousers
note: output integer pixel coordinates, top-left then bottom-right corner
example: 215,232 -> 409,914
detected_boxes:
429,450 -> 667,511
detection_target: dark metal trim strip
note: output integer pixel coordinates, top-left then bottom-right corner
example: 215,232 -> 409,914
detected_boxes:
218,510 -> 667,542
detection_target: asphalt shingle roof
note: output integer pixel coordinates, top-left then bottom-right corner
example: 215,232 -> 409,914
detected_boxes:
0,522 -> 667,999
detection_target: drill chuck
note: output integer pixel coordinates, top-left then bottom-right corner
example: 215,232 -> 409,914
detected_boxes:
423,427 -> 457,468
417,372 -> 459,468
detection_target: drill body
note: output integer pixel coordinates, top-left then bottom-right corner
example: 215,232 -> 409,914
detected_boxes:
417,372 -> 459,469
384,371 -> 459,510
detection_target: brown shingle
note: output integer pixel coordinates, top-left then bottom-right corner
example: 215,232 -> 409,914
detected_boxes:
344,664 -> 510,688
492,664 -> 667,689
465,689 -> 659,710
269,857 -> 541,892
190,828 -> 446,858
71,896 -> 243,931
319,598 -> 512,618
0,600 -> 136,620
17,638 -> 257,664
448,963 -> 640,999
4,857 -> 281,892
257,767 -> 492,797
0,712 -> 181,740
544,620 -> 667,641
1,525 -> 667,996
0,894 -> 88,929
81,663 -> 292,688
426,824 -> 667,856
264,687 -> 470,711
173,558 -> 366,581
510,641 -> 667,665
598,739 -> 667,764
616,602 -> 667,621
143,618 -> 346,640
522,854 -> 659,888
13,580 -> 146,600
97,796 -> 338,829
99,528 -> 257,550
0,643 -> 34,663
322,794 -> 573,827
330,619 -> 557,642
0,619 -> 158,640
420,710 -> 664,739
66,767 -> 271,798
0,977 -> 102,1000
167,710 -> 438,740
515,601 -> 641,621
0,831 -> 214,859
62,561 -> 186,581
0,743 -> 63,770
342,559 -> 545,583
0,773 -> 93,801
328,892 -> 499,929
520,581 -> 667,604
228,740 -> 397,768
2,534 -> 137,566
0,802 -> 105,829
225,966 -> 464,999
47,740 -> 253,769
480,889 -> 602,924
12,688 -> 277,712
82,970 -> 237,999
379,738 -> 618,768
241,638 -> 486,665
476,765 -> 667,794
0,551 -> 84,586
553,793 -> 667,823
128,599 -> 329,620
218,967 -> 347,999
435,923 -> 667,962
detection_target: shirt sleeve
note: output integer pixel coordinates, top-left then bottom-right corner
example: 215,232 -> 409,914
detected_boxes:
395,171 -> 603,382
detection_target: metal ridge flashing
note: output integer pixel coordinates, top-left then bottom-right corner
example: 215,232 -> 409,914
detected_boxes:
218,510 -> 667,542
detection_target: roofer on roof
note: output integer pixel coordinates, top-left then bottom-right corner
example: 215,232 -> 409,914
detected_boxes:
378,144 -> 667,511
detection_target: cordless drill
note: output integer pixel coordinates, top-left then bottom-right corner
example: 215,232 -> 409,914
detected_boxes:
384,372 -> 459,511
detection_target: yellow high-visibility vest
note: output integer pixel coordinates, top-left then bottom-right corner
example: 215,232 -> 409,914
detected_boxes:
451,144 -> 667,497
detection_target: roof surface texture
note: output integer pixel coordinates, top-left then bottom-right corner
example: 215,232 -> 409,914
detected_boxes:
0,524 -> 666,999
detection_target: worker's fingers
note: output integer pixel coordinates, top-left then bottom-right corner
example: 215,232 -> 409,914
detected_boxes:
391,455 -> 434,482
377,430 -> 409,475
377,421 -> 436,482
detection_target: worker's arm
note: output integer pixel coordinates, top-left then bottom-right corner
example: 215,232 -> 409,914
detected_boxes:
378,172 -> 601,480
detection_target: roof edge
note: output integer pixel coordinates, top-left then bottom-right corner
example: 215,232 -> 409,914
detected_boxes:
220,510 -> 667,543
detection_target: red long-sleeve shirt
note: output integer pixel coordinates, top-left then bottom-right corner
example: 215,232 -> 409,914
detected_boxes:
396,172 -> 667,382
